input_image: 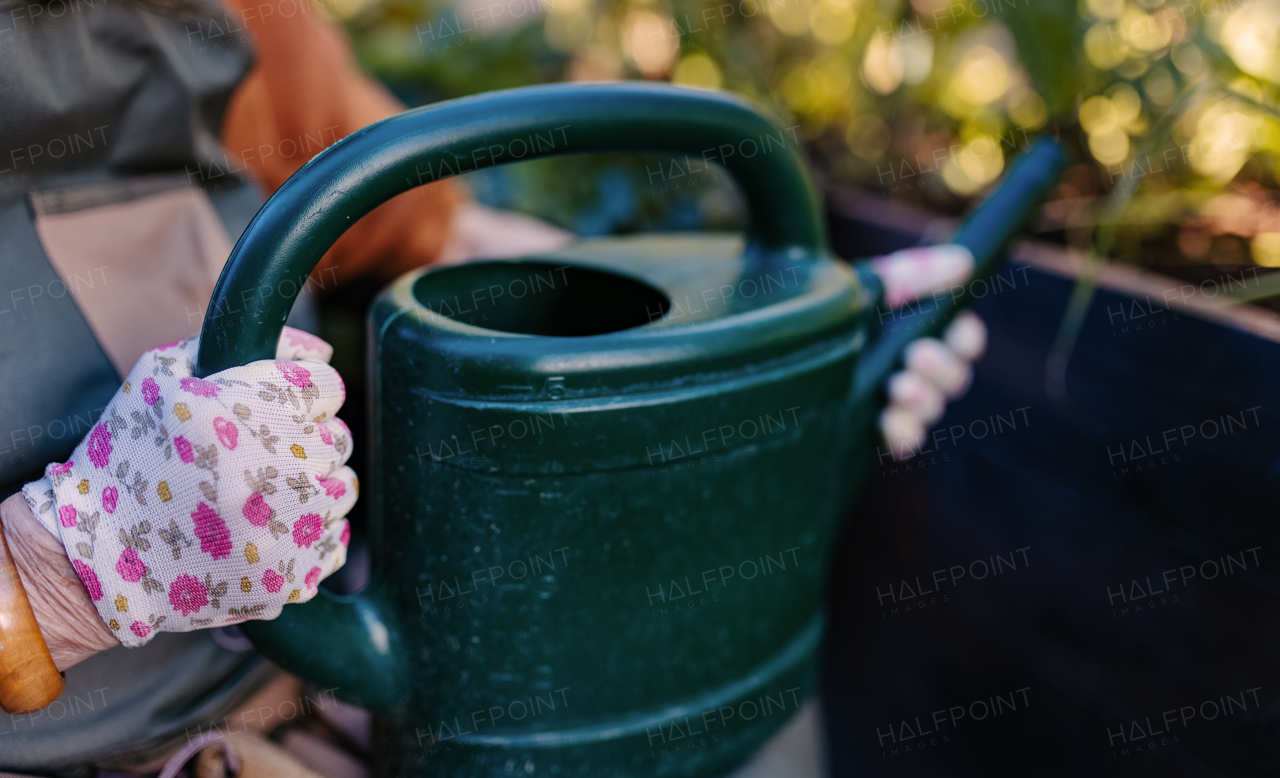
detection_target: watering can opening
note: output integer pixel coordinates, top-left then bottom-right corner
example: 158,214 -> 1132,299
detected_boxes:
411,259 -> 670,337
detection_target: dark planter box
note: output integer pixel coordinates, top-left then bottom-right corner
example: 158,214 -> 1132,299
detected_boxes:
821,188 -> 1280,776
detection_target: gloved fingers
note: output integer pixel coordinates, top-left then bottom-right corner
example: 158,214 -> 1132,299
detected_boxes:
242,462 -> 356,571
263,358 -> 348,425
316,465 -> 359,523
886,370 -> 947,426
870,244 -> 975,309
267,466 -> 356,604
203,360 -> 352,472
904,337 -> 972,399
879,406 -> 926,461
943,311 -> 987,363
275,326 -> 335,364
133,326 -> 336,385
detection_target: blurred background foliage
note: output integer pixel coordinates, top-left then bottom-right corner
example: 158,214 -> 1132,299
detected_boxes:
330,0 -> 1280,281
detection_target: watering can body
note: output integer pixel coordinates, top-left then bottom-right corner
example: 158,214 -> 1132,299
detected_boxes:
193,83 -> 1063,776
364,235 -> 872,775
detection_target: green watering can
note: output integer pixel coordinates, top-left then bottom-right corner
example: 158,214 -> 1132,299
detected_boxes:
194,83 -> 1063,777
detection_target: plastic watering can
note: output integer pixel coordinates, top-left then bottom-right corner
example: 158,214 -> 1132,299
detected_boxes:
193,83 -> 1064,777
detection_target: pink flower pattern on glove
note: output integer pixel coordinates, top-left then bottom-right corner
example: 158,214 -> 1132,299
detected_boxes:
213,418 -> 238,450
141,378 -> 160,406
87,424 -> 112,468
191,503 -> 233,560
243,493 -> 274,527
73,560 -> 103,601
292,513 -> 324,549
179,377 -> 220,397
262,568 -> 285,593
21,327 -> 355,648
117,549 -> 147,583
277,361 -> 313,388
170,574 -> 209,616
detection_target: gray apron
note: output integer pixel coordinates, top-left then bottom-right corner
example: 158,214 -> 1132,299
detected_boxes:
0,0 -> 290,771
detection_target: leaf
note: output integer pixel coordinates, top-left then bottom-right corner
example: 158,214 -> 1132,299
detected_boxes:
75,542 -> 93,559
1000,0 -> 1082,117
244,467 -> 279,495
229,603 -> 268,619
158,519 -> 192,561
199,481 -> 217,503
131,473 -> 148,506
233,403 -> 252,420
194,443 -> 219,472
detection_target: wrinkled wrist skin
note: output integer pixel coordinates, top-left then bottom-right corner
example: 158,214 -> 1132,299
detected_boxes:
0,493 -> 118,671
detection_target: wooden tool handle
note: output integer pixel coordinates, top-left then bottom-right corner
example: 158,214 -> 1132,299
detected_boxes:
0,517 -> 65,714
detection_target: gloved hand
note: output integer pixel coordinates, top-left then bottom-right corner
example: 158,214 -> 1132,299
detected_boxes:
871,245 -> 989,460
20,327 -> 356,647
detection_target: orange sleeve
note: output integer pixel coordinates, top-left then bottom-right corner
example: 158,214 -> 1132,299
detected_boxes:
220,0 -> 466,285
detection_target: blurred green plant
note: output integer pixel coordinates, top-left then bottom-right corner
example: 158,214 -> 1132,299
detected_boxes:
335,0 -> 1280,271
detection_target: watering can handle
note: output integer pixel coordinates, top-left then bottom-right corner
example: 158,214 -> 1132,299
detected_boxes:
853,137 -> 1066,398
194,82 -> 824,376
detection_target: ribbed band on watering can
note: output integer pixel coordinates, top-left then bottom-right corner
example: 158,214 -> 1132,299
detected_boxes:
194,83 -> 828,378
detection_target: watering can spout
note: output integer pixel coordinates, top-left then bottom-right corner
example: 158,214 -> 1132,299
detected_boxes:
251,582 -> 406,709
854,136 -> 1067,398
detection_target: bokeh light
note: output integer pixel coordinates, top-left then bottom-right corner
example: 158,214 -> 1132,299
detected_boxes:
672,53 -> 723,89
809,0 -> 857,45
622,10 -> 679,79
863,34 -> 904,95
1222,2 -> 1280,83
942,134 -> 1006,194
1251,232 -> 1280,266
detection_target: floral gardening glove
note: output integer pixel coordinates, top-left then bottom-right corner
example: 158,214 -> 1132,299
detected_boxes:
20,327 -> 356,647
871,245 -> 989,460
